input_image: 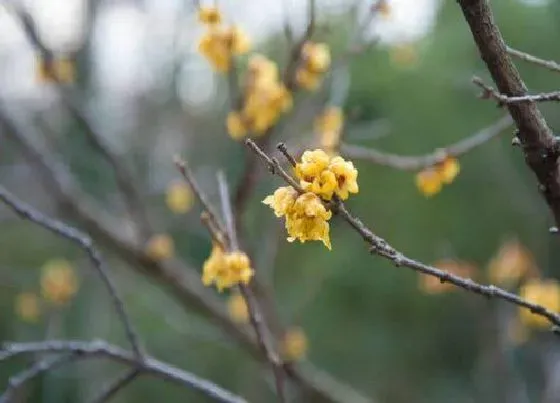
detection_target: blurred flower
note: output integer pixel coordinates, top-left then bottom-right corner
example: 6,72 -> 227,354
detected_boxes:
519,279 -> 560,328
202,245 -> 254,291
227,292 -> 249,324
488,239 -> 536,286
198,6 -> 222,25
315,107 -> 344,155
281,327 -> 308,361
375,0 -> 391,18
390,43 -> 419,68
166,181 -> 194,214
145,234 -> 175,261
198,25 -> 251,73
415,156 -> 460,197
420,259 -> 476,294
227,54 -> 292,139
40,259 -> 78,305
15,292 -> 40,322
36,55 -> 75,84
296,42 -> 331,91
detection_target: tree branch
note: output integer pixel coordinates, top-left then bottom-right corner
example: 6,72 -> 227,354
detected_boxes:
341,115 -> 513,170
473,77 -> 560,104
86,369 -> 140,403
456,0 -> 560,227
507,46 -> 560,74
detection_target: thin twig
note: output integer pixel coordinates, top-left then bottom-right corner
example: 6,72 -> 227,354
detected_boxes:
0,340 -> 246,403
507,46 -> 560,74
473,77 -> 560,104
0,354 -> 76,403
0,185 -> 144,359
247,140 -> 560,330
174,156 -> 228,240
216,172 -> 286,403
341,115 -> 513,171
87,369 -> 141,403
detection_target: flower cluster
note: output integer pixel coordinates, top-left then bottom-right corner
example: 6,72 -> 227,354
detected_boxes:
415,156 -> 460,197
315,107 -> 344,155
263,149 -> 359,249
296,42 -> 331,91
36,55 -> 75,84
227,55 -> 292,139
197,6 -> 250,72
40,259 -> 78,305
202,244 -> 254,291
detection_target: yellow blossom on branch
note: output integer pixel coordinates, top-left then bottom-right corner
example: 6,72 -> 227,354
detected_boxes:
227,292 -> 249,323
145,233 -> 175,261
202,245 -> 254,291
40,259 -> 78,305
166,181 -> 194,214
519,279 -> 560,328
262,186 -> 298,217
415,156 -> 460,197
296,41 -> 331,91
281,327 -> 308,362
286,192 -> 332,249
198,25 -> 250,73
15,292 -> 41,323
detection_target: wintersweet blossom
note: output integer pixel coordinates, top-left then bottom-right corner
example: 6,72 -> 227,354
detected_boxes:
145,234 -> 175,261
519,279 -> 560,328
415,156 -> 460,197
262,186 -> 298,217
166,181 -> 194,214
296,42 -> 331,91
281,327 -> 308,361
40,259 -> 78,305
202,245 -> 254,291
286,192 -> 332,249
198,6 -> 222,25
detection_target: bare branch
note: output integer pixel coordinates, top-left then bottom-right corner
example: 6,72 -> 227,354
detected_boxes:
473,77 -> 560,104
0,354 -> 76,403
87,369 -> 140,403
247,140 -> 560,330
456,0 -> 560,228
0,340 -> 246,403
216,172 -> 286,403
507,46 -> 560,74
0,185 -> 144,359
341,115 -> 513,170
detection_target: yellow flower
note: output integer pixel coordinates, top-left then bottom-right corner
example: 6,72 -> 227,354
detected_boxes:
227,292 -> 249,324
295,149 -> 331,180
415,168 -> 442,197
166,181 -> 194,214
227,111 -> 248,140
36,55 -> 75,84
286,192 -> 332,249
281,327 -> 308,361
228,26 -> 251,55
519,279 -> 560,328
315,107 -> 344,153
262,186 -> 298,217
328,156 -> 359,200
248,54 -> 279,87
15,292 -> 40,323
40,259 -> 78,305
198,28 -> 231,72
419,259 -> 476,294
439,157 -> 460,184
302,42 -> 331,74
202,246 -> 254,291
488,239 -> 536,285
300,169 -> 338,201
295,67 -> 321,91
198,6 -> 222,25
145,234 -> 175,261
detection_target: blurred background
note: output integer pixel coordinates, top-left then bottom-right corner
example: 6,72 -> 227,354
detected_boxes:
2,0 -> 560,402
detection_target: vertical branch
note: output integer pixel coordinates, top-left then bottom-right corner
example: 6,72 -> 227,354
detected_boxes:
216,173 -> 286,403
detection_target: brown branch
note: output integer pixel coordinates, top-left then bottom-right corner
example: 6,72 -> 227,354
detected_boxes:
341,115 -> 513,171
0,185 -> 144,359
247,140 -> 560,330
473,77 -> 560,104
216,172 -> 286,403
0,340 -> 246,403
9,6 -> 152,240
507,46 -> 560,74
456,0 -> 560,228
